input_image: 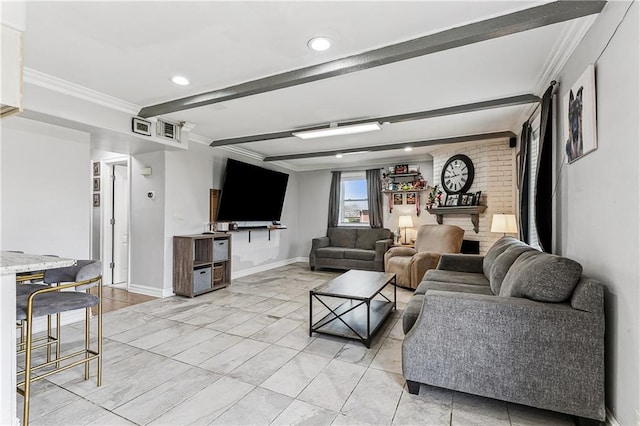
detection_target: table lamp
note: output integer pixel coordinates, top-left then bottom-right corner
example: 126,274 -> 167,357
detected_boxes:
490,213 -> 517,236
398,215 -> 414,244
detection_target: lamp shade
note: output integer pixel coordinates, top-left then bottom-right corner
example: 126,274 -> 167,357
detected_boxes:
398,215 -> 413,228
491,214 -> 517,234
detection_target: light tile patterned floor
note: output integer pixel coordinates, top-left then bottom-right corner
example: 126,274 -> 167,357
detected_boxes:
18,263 -> 575,425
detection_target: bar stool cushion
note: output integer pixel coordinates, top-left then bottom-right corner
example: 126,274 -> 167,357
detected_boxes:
43,260 -> 94,284
16,283 -> 50,297
16,292 -> 99,321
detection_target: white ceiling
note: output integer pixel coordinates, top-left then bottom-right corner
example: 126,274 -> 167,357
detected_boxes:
22,1 -> 598,171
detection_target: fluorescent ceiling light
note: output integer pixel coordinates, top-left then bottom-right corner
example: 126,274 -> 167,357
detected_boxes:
336,150 -> 370,158
404,147 -> 413,152
307,36 -> 331,51
293,122 -> 381,139
171,75 -> 190,86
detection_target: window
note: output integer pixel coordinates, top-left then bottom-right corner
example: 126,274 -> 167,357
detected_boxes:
339,171 -> 369,225
528,115 -> 541,250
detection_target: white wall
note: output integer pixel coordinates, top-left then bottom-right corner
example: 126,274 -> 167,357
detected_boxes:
1,117 -> 91,259
554,2 -> 639,424
163,142 -> 215,293
129,151 -> 166,294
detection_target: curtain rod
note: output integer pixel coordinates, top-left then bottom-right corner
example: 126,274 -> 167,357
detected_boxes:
526,80 -> 557,123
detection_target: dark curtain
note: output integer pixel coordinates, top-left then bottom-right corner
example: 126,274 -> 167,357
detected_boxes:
535,85 -> 554,252
327,171 -> 341,228
518,121 -> 531,243
366,168 -> 383,228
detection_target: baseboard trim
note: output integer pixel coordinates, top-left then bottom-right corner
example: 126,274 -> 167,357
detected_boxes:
606,408 -> 620,426
231,257 -> 308,279
127,283 -> 167,298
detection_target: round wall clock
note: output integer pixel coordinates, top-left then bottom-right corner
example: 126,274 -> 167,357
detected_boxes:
441,154 -> 474,194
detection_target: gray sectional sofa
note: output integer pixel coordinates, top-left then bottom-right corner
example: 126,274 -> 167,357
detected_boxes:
401,237 -> 605,422
309,227 -> 393,272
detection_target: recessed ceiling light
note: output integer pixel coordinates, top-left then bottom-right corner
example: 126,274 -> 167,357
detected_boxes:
308,36 -> 331,52
335,154 -> 343,158
404,147 -> 413,152
171,76 -> 190,86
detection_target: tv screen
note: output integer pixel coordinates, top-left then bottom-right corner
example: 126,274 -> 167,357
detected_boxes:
216,159 -> 289,222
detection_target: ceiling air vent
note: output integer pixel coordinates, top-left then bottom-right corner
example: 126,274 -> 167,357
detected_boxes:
157,119 -> 182,142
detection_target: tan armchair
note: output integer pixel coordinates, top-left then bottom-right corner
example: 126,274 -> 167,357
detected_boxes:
384,224 -> 465,289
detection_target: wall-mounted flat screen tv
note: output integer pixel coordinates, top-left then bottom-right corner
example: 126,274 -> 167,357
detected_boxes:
216,158 -> 289,222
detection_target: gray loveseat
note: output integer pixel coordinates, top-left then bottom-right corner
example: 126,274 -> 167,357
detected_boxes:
402,237 -> 605,422
309,227 -> 393,272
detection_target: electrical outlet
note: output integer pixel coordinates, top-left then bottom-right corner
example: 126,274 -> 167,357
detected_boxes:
173,211 -> 183,220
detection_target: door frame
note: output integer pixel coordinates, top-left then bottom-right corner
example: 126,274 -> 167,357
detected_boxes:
100,156 -> 131,289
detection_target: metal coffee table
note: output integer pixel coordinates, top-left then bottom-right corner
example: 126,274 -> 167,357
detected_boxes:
309,270 -> 396,348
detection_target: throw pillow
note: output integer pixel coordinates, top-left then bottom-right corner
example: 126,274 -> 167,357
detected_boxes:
482,236 -> 521,278
499,251 -> 583,302
489,244 -> 538,295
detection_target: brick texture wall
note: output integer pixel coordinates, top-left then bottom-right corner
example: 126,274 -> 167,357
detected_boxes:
431,139 -> 516,254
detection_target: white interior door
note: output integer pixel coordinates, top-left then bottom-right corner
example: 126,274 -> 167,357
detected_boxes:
112,164 -> 129,285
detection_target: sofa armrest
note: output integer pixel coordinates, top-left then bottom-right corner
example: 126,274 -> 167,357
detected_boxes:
436,253 -> 484,273
311,236 -> 330,249
309,236 -> 330,269
374,239 -> 394,262
410,252 -> 442,284
385,246 -> 416,258
403,290 -> 605,421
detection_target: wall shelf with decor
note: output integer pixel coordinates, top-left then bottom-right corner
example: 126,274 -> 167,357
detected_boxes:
382,167 -> 427,216
426,206 -> 487,233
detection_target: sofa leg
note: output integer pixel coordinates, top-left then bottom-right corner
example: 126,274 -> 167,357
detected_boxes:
406,380 -> 421,395
310,266 -> 315,271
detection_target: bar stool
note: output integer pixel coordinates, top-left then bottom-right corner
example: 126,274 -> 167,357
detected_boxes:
16,260 -> 103,425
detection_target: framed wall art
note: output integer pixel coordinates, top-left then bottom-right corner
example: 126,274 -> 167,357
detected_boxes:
394,164 -> 408,175
406,192 -> 416,205
445,194 -> 459,206
564,64 -> 597,163
393,193 -> 404,205
93,177 -> 100,192
93,193 -> 100,207
93,161 -> 100,176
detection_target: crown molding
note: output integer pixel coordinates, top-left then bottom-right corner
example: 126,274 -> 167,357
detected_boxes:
511,15 -> 597,131
188,132 -> 211,146
23,68 -> 140,115
217,145 -> 265,162
534,15 -> 597,96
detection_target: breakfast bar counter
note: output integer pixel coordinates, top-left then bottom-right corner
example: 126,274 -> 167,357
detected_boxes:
1,251 -> 76,426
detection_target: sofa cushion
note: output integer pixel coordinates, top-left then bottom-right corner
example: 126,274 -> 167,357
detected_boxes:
482,236 -> 522,278
327,228 -> 357,248
316,247 -> 345,259
499,250 -> 583,302
356,228 -> 391,250
402,294 -> 424,334
415,280 -> 493,296
489,244 -> 538,295
343,248 -> 375,261
423,269 -> 489,287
